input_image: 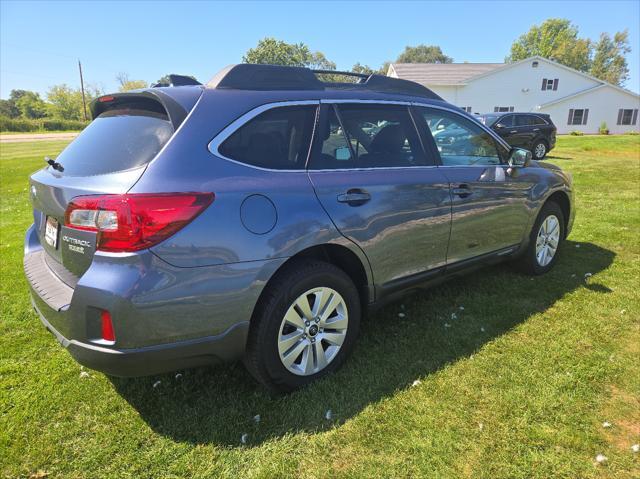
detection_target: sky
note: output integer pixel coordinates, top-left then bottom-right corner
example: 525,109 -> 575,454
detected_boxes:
1,0 -> 639,99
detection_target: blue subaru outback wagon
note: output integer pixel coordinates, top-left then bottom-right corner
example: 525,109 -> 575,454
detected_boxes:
24,65 -> 574,392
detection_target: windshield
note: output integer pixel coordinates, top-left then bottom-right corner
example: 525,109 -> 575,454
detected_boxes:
52,108 -> 174,176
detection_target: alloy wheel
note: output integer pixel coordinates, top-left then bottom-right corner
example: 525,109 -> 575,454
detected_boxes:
535,214 -> 560,267
277,287 -> 348,376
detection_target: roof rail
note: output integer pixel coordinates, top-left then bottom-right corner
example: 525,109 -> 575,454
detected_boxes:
207,64 -> 442,100
151,74 -> 202,88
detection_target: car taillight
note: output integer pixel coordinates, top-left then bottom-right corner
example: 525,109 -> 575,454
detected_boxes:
101,310 -> 115,342
64,192 -> 214,252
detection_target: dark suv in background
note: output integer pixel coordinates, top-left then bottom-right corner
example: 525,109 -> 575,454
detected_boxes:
478,112 -> 556,160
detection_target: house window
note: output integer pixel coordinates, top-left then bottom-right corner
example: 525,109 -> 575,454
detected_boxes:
617,109 -> 638,125
568,108 -> 589,125
494,106 -> 514,113
542,78 -> 559,91
532,61 -> 539,68
460,106 -> 472,113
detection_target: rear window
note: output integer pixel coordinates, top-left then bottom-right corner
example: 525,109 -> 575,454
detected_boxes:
52,108 -> 174,176
218,105 -> 316,170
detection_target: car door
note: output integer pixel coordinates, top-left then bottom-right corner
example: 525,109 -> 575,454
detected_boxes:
415,106 -> 534,265
307,103 -> 452,291
492,114 -> 519,146
514,115 -> 537,149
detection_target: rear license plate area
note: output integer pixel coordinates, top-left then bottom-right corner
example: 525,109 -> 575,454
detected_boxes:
45,216 -> 59,248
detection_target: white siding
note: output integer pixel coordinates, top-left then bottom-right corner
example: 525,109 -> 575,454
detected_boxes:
440,59 -> 601,118
392,56 -> 640,134
538,86 -> 640,134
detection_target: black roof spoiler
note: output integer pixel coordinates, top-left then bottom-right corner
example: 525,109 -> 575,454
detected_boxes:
151,74 -> 202,88
89,90 -> 192,128
207,64 -> 442,100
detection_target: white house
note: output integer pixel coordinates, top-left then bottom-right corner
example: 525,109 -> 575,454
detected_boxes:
387,56 -> 640,134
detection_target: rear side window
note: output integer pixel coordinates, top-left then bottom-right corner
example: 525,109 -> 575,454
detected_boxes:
531,116 -> 548,125
54,109 -> 174,176
219,105 -> 316,169
515,115 -> 533,127
310,104 -> 426,169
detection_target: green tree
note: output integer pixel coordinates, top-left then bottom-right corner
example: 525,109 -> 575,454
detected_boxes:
116,72 -> 148,92
0,99 -> 18,118
396,45 -> 453,64
351,63 -> 375,76
0,91 -> 23,118
590,30 -> 630,86
15,91 -> 48,119
47,84 -> 101,120
243,38 -> 335,69
506,18 -> 592,72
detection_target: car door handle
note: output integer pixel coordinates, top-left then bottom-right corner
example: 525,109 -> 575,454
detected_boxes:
337,189 -> 371,206
533,128 -> 540,131
451,184 -> 473,198
510,130 -> 518,134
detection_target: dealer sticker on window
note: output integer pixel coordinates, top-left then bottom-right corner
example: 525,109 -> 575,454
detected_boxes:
45,216 -> 59,248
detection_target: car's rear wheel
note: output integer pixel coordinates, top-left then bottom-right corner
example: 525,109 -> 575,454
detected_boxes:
244,260 -> 361,393
517,201 -> 565,275
532,139 -> 548,160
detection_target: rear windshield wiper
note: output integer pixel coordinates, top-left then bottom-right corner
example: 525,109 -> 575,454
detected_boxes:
45,156 -> 64,172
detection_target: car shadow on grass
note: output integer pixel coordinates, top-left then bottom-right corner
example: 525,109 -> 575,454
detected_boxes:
110,240 -> 614,448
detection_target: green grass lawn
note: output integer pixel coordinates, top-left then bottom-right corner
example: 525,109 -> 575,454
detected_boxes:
1,136 -> 638,478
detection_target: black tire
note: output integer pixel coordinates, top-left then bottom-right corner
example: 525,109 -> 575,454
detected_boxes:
517,201 -> 565,275
244,260 -> 361,394
531,139 -> 548,160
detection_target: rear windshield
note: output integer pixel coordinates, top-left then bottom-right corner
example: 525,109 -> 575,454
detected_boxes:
52,108 -> 174,176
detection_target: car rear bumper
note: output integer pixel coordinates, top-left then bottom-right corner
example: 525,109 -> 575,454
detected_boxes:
31,295 -> 249,377
24,223 -> 286,377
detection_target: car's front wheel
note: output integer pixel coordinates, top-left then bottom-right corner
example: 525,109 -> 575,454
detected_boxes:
532,139 -> 548,160
244,260 -> 361,393
517,201 -> 565,275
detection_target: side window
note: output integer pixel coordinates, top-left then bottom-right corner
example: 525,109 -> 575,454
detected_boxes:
311,104 -> 426,169
515,115 -> 533,127
219,105 -> 316,169
499,115 -> 514,127
531,116 -> 547,126
421,109 -> 502,166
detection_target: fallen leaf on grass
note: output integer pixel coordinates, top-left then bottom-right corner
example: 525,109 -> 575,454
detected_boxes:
79,371 -> 89,379
152,380 -> 161,388
595,453 -> 607,464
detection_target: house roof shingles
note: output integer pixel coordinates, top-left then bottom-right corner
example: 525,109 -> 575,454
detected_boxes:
391,62 -> 504,85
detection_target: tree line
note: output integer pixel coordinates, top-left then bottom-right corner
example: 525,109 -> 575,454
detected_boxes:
0,17 -> 631,124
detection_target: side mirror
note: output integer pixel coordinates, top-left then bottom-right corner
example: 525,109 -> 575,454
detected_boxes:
508,148 -> 532,168
335,147 -> 351,161
495,123 -> 505,129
